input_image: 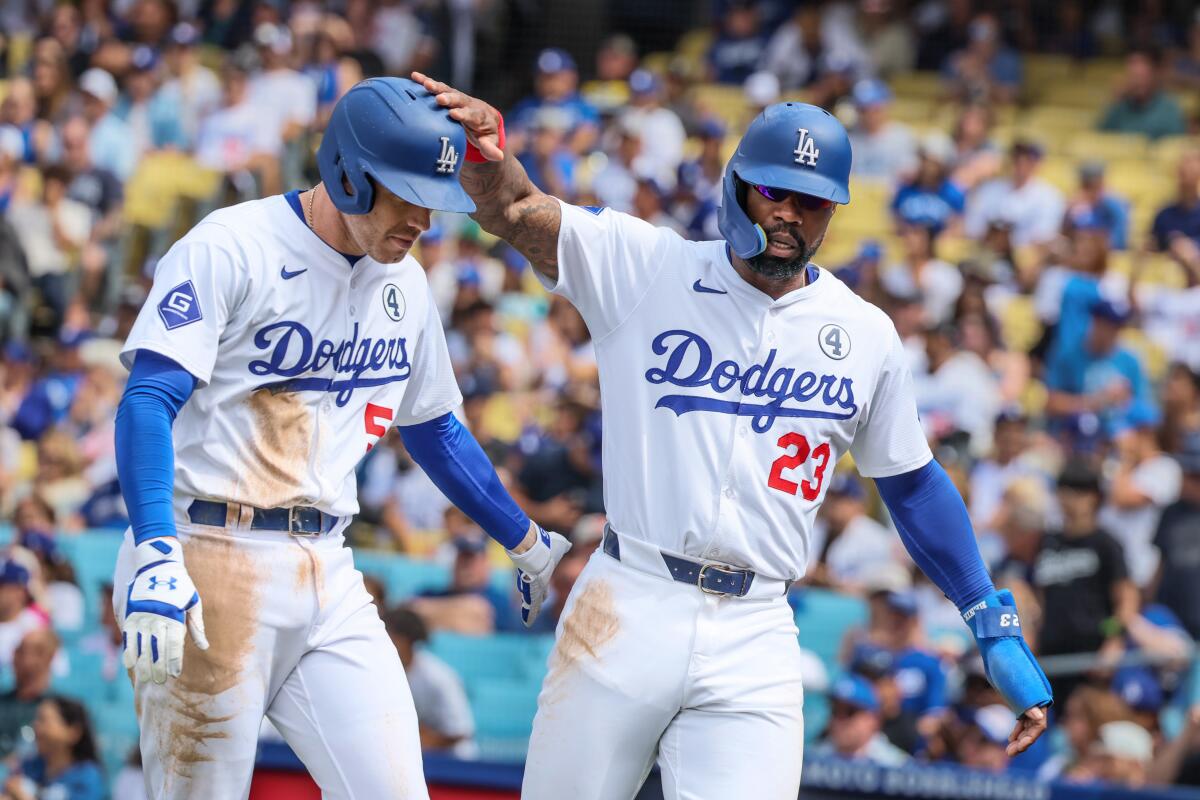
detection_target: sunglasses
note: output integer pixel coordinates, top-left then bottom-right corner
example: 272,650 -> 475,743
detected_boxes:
751,183 -> 833,210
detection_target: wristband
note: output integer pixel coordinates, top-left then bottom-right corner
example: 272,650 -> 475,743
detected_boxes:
465,112 -> 505,163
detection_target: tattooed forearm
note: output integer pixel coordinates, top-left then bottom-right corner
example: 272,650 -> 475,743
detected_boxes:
461,156 -> 561,283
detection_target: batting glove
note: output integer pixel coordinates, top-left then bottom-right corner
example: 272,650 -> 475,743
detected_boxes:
508,526 -> 571,626
962,589 -> 1053,713
123,537 -> 209,685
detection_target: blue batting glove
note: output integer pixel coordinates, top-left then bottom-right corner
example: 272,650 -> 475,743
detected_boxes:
962,589 -> 1053,714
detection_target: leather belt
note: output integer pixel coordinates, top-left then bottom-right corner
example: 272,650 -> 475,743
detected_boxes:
187,499 -> 338,536
601,526 -> 789,599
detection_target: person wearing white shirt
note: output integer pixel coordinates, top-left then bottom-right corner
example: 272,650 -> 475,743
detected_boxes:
810,474 -> 899,591
621,70 -> 685,190
385,607 -> 477,758
848,79 -> 917,184
881,221 -> 963,326
1099,414 -> 1183,590
965,140 -> 1066,247
915,322 -> 1000,454
194,58 -> 282,193
159,23 -> 221,149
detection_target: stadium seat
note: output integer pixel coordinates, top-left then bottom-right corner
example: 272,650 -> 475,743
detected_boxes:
469,677 -> 542,760
428,632 -> 552,683
793,589 -> 868,670
889,71 -> 943,100
353,551 -> 450,600
1067,132 -> 1150,162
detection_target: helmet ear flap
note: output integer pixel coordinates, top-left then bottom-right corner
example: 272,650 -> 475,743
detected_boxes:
718,168 -> 768,259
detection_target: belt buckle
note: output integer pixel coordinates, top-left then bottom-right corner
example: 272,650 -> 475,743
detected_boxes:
288,507 -> 320,537
697,563 -> 738,596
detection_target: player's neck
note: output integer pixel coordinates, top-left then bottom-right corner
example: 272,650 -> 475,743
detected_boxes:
730,254 -> 809,300
306,185 -> 366,258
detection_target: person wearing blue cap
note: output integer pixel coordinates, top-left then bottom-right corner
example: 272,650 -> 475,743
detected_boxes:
1044,296 -> 1154,440
814,674 -> 910,766
848,78 -> 917,183
424,67 -> 1050,799
509,48 -> 599,156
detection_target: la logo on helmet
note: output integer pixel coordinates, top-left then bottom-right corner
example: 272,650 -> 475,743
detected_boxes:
794,128 -> 819,167
435,136 -> 459,174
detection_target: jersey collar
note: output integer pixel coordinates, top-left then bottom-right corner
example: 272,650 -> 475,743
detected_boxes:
283,189 -> 365,269
720,242 -> 831,310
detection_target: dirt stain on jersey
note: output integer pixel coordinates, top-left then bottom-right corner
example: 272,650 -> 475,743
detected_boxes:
542,579 -> 619,704
146,534 -> 265,782
241,388 -> 314,509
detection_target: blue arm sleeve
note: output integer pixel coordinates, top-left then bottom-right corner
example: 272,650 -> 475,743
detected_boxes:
399,413 -> 530,550
115,350 -> 196,544
875,459 -> 994,611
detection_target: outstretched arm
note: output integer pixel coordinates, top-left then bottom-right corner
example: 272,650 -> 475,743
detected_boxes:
411,72 -> 563,283
876,459 -> 1052,755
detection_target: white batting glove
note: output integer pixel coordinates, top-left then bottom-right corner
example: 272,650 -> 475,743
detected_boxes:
508,525 -> 571,627
122,537 -> 209,684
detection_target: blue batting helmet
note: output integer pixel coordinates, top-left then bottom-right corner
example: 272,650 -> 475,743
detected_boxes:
718,102 -> 852,259
317,77 -> 475,215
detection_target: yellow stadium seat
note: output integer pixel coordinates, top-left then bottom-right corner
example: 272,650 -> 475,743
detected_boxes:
1036,81 -> 1113,110
1120,328 -> 1169,381
1153,135 -> 1199,165
692,83 -> 750,129
890,71 -> 944,100
1066,132 -> 1149,162
1024,54 -> 1079,84
1021,105 -> 1095,134
889,97 -> 934,125
1081,59 -> 1125,85
999,296 -> 1042,353
1037,156 -> 1079,194
676,29 -> 714,60
641,52 -> 673,75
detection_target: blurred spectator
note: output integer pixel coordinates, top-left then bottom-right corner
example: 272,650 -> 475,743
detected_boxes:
78,68 -> 136,181
4,697 -> 104,800
891,132 -> 965,237
583,34 -> 638,115
1098,49 -> 1186,140
942,13 -> 1022,105
19,532 -> 83,633
1064,161 -> 1130,251
948,102 -> 1001,186
1168,12 -> 1200,90
1161,364 -> 1200,453
61,116 -> 123,261
991,476 -> 1051,588
1100,412 -> 1181,591
1044,299 -> 1152,440
384,606 -> 476,757
969,411 -> 1044,536
621,70 -> 685,187
632,178 -> 685,236
0,559 -> 47,671
1151,704 -> 1200,786
965,139 -> 1065,248
0,629 -> 58,759
882,222 -> 961,326
194,55 -> 282,196
1151,150 -> 1200,256
762,2 -> 864,90
159,23 -> 221,148
31,38 -> 78,128
847,79 -> 916,184
958,704 -> 1016,772
413,509 -> 518,634
814,675 -> 910,766
447,300 -> 524,396
914,322 -> 1000,453
1153,432 -> 1200,638
742,70 -> 780,118
0,78 -> 51,165
592,115 -> 642,214
809,473 -> 897,592
116,46 -> 186,161
510,49 -> 599,157
1082,720 -> 1155,787
512,396 -> 600,532
1032,459 -> 1138,703
1040,685 -> 1135,780
708,0 -> 769,85
515,107 -> 577,199
858,0 -> 916,78
847,642 -> 921,754
250,22 -> 316,187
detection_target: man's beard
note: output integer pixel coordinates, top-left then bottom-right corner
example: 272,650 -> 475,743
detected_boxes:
745,223 -> 821,280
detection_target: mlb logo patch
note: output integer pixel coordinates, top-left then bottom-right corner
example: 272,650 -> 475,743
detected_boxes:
157,280 -> 203,330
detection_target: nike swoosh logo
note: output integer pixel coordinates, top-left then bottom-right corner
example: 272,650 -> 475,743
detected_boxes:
692,279 -> 727,295
281,266 -> 308,280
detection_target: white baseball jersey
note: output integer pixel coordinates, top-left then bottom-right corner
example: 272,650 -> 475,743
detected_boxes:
540,201 -> 932,581
121,194 -> 462,519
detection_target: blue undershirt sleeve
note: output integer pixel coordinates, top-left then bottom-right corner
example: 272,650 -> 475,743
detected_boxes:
115,350 -> 197,544
399,413 -> 530,550
874,459 -> 994,611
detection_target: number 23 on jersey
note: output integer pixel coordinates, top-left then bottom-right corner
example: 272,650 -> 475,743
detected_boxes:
767,432 -> 831,500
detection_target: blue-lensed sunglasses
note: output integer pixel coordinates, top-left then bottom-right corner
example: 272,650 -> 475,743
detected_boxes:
751,183 -> 833,210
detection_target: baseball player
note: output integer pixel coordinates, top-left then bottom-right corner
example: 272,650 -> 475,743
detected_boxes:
111,78 -> 568,799
412,72 -> 1053,799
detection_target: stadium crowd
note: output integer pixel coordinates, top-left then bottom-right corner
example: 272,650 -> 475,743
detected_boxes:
0,0 -> 1199,797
